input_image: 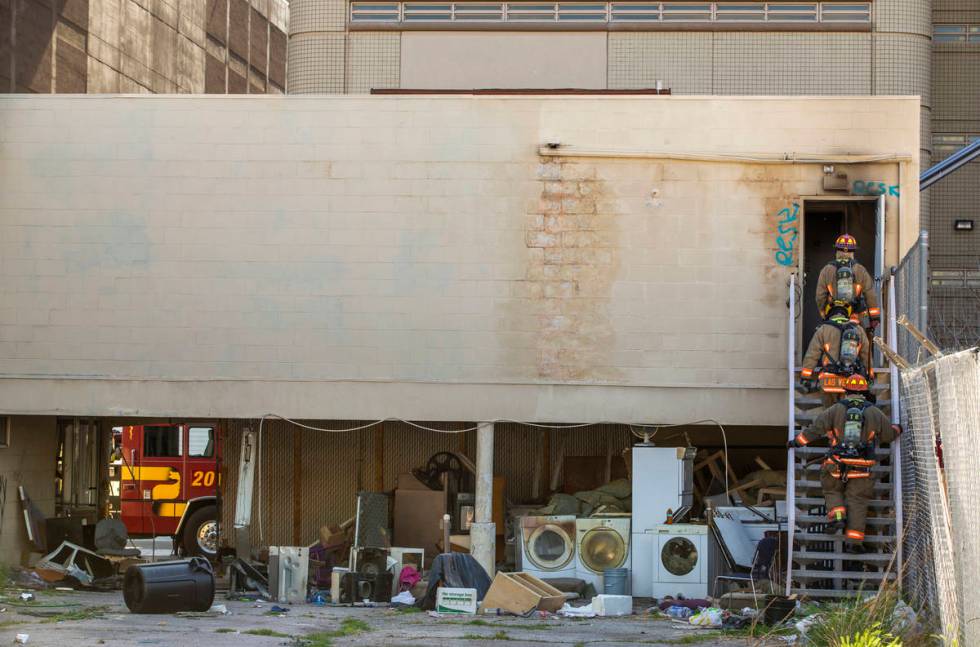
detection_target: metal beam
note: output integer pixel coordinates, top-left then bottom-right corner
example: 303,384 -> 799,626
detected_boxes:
921,138 -> 980,191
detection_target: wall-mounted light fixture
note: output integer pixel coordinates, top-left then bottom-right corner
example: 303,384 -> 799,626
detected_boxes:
954,219 -> 974,231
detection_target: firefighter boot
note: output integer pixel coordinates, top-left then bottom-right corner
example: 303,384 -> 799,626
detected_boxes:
843,475 -> 875,548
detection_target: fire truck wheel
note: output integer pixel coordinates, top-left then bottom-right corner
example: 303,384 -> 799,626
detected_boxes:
183,505 -> 218,558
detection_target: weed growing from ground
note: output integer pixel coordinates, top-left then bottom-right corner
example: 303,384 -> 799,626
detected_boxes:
295,617 -> 372,646
244,628 -> 291,638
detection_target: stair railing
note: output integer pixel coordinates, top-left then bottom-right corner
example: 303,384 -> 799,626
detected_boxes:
886,270 -> 903,576
786,272 -> 797,594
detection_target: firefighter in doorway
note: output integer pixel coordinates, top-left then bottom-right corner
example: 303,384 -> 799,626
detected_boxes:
800,301 -> 875,408
815,234 -> 881,338
787,375 -> 901,551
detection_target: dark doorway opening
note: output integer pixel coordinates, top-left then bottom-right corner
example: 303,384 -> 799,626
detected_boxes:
801,199 -> 879,345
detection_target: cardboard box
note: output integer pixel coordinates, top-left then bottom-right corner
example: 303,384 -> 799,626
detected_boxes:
480,572 -> 566,615
435,587 -> 477,614
393,487 -> 447,564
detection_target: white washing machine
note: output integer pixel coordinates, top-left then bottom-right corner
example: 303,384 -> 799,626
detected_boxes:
518,515 -> 577,579
648,524 -> 714,600
575,516 -> 631,592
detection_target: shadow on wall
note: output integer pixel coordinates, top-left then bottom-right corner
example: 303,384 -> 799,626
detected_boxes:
3,0 -> 88,93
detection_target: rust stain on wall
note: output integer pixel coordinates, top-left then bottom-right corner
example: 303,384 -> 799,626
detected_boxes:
519,158 -> 621,381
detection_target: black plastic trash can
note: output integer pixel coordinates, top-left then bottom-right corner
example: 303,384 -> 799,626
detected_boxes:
124,557 -> 215,613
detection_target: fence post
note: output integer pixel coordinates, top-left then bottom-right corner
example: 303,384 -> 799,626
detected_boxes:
917,230 -> 929,335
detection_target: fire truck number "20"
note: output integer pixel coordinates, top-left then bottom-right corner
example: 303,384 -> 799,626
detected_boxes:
191,471 -> 216,487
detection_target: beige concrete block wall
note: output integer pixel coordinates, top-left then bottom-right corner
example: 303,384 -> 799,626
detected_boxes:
400,32 -> 608,90
0,417 -> 57,565
0,95 -> 919,426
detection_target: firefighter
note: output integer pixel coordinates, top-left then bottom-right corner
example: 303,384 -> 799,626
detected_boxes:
815,234 -> 881,338
800,301 -> 874,408
787,375 -> 901,551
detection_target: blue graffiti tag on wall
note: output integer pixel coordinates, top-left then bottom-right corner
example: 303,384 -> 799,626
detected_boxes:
853,180 -> 900,197
775,203 -> 799,267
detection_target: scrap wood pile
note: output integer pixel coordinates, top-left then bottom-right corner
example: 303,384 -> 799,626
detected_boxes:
693,451 -> 787,506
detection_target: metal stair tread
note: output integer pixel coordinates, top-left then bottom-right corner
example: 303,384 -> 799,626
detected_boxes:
792,570 -> 896,580
791,588 -> 886,599
796,514 -> 895,525
793,368 -> 891,374
795,532 -> 895,543
793,446 -> 891,457
796,479 -> 891,490
795,496 -> 893,507
796,464 -> 891,473
793,551 -> 894,562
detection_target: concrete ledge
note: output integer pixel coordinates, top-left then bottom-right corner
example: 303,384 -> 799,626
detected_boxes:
0,378 -> 788,425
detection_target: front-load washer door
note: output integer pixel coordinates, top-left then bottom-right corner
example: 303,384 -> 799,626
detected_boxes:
579,527 -> 627,574
657,534 -> 703,584
526,524 -> 574,571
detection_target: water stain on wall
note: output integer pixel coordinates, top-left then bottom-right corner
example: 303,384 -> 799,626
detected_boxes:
516,158 -> 622,381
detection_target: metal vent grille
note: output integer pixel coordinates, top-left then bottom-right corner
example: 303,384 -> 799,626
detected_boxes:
350,1 -> 868,24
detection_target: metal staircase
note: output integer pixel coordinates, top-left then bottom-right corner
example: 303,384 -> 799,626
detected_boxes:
784,273 -> 903,599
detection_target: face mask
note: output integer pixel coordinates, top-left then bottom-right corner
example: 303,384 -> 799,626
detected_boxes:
836,251 -> 854,262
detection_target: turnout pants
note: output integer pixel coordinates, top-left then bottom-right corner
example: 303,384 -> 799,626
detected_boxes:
819,465 -> 875,543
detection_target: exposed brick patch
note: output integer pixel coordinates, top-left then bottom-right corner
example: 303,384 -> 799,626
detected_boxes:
525,159 -> 620,381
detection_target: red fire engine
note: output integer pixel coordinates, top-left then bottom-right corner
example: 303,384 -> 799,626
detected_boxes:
118,423 -> 220,557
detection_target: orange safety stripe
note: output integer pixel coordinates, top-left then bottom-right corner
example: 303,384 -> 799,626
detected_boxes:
827,284 -> 835,296
845,529 -> 865,540
868,307 -> 880,316
855,284 -> 863,296
794,432 -> 810,446
823,343 -> 831,352
868,431 -> 876,441
828,470 -> 871,479
827,506 -> 847,520
801,367 -> 813,378
837,457 -> 876,467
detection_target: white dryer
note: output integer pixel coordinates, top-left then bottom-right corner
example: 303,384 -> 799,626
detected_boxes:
575,516 -> 631,592
648,524 -> 714,600
517,515 -> 577,579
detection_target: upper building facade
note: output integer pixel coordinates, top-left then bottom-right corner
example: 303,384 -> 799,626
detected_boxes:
286,0 -> 979,348
1,0 -> 288,94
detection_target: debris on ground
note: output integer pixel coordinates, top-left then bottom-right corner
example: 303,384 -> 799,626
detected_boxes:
558,602 -> 596,618
34,542 -> 116,589
690,607 -> 724,627
14,633 -> 29,644
391,590 -> 415,606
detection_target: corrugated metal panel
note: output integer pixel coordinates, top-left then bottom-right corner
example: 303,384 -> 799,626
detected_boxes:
299,422 -> 364,542
494,423 -> 542,503
382,421 -> 472,490
219,419 -> 638,548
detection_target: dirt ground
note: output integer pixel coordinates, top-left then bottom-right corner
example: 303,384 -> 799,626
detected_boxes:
0,589 -> 754,646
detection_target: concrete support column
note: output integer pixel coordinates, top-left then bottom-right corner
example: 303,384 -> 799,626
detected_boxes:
471,421 -> 496,578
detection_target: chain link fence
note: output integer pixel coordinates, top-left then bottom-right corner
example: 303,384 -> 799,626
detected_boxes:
892,231 -> 929,363
897,349 -> 980,646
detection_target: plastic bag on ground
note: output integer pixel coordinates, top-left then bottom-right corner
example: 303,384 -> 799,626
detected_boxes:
689,607 -> 724,627
392,590 -> 415,606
